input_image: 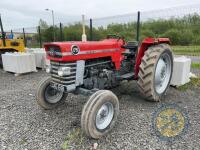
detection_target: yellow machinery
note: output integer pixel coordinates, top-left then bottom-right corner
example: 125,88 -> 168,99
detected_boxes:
0,38 -> 25,66
0,14 -> 25,66
0,38 -> 25,52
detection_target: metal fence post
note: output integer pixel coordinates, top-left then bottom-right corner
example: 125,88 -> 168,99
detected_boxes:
136,11 -> 140,42
23,28 -> 26,47
0,14 -> 6,47
59,22 -> 63,41
90,18 -> 93,41
38,26 -> 42,48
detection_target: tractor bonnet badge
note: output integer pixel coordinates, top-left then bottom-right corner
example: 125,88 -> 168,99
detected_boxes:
71,45 -> 80,55
152,103 -> 189,141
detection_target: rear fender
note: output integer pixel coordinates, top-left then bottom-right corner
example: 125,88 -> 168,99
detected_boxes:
134,38 -> 170,79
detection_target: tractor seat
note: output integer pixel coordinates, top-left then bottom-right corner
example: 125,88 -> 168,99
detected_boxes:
122,41 -> 138,55
121,41 -> 138,50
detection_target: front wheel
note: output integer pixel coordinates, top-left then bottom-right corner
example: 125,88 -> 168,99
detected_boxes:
81,90 -> 119,139
36,77 -> 68,109
137,44 -> 173,101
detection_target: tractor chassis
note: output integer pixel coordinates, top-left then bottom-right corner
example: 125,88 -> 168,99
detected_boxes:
50,76 -> 135,96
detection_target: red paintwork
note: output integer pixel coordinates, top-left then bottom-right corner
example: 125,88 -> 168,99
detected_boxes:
44,37 -> 170,79
44,39 -> 125,70
134,38 -> 170,79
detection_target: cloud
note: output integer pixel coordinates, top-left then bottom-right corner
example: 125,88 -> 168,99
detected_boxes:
0,0 -> 200,30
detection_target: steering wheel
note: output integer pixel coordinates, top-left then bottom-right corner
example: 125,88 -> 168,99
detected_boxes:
107,34 -> 122,40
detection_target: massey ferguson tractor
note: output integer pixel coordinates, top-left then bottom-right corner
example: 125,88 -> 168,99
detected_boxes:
36,35 -> 173,139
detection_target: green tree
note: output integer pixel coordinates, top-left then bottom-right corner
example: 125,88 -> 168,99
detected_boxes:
34,14 -> 200,46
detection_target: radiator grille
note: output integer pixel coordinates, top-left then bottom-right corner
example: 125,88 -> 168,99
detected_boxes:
46,46 -> 62,58
50,60 -> 76,85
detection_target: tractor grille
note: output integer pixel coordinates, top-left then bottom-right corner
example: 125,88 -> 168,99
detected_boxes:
50,60 -> 77,85
46,46 -> 62,58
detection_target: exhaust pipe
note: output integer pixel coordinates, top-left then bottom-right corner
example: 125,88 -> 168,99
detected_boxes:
82,15 -> 87,42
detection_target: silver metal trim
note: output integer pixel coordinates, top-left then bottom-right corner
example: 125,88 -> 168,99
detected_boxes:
51,74 -> 76,80
51,65 -> 76,70
52,69 -> 76,75
62,48 -> 120,56
50,61 -> 76,66
52,78 -> 76,84
76,60 -> 85,86
75,60 -> 85,86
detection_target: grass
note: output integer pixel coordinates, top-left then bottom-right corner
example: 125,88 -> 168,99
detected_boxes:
61,128 -> 84,150
172,45 -> 200,56
191,63 -> 200,69
177,77 -> 200,91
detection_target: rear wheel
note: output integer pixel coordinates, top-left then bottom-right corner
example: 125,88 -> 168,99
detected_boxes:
36,77 -> 68,109
137,44 -> 173,101
81,90 -> 119,139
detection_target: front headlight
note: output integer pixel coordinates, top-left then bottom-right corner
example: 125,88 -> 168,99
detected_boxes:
46,65 -> 51,73
58,67 -> 71,76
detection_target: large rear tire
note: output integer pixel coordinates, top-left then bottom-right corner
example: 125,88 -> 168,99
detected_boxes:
137,44 -> 173,101
36,77 -> 68,109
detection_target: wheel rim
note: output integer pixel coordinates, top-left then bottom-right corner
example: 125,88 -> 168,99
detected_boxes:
154,53 -> 172,94
44,85 -> 64,103
95,102 -> 114,130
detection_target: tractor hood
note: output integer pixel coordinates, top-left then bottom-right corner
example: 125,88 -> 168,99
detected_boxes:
44,39 -> 125,62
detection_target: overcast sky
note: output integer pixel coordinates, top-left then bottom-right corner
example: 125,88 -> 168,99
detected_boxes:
0,0 -> 200,31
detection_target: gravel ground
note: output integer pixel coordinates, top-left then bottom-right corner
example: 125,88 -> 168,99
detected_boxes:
0,69 -> 200,150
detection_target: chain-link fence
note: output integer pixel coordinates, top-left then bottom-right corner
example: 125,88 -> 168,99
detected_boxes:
5,4 -> 200,50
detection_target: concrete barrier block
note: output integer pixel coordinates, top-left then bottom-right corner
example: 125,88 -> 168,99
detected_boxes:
26,48 -> 49,68
171,56 -> 191,86
2,52 -> 37,74
33,51 -> 46,68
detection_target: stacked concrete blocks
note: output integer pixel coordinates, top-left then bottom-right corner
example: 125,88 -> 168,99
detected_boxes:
2,52 -> 37,76
171,56 -> 191,86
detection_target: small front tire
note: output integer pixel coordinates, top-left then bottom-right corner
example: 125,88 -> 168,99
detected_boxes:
81,90 -> 119,139
36,77 -> 67,109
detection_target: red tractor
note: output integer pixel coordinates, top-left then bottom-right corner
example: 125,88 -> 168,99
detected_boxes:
36,35 -> 173,139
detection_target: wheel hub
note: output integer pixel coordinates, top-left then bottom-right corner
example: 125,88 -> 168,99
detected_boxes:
161,65 -> 167,79
44,85 -> 64,103
154,53 -> 172,94
96,102 -> 114,130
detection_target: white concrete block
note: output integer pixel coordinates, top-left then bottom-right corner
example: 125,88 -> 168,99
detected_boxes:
171,56 -> 191,86
26,48 -> 49,68
45,59 -> 50,66
33,51 -> 46,68
2,52 -> 37,74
